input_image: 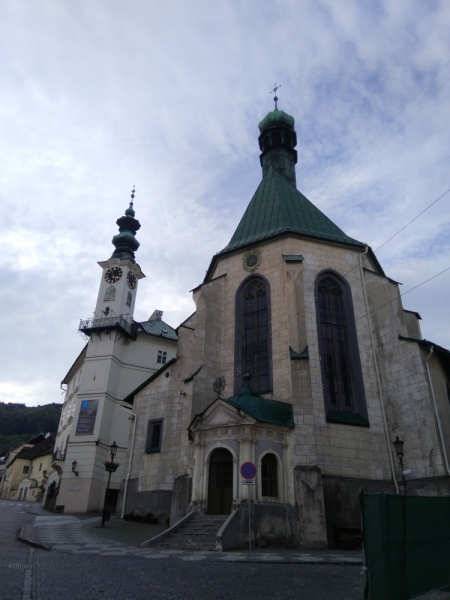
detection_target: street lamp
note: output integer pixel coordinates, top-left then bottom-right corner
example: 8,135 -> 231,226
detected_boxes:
101,441 -> 120,527
393,436 -> 407,495
71,460 -> 78,476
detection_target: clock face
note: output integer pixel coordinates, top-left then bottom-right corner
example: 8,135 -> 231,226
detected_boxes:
104,267 -> 123,283
127,271 -> 137,290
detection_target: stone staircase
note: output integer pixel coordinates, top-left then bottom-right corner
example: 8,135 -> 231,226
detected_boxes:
156,514 -> 227,551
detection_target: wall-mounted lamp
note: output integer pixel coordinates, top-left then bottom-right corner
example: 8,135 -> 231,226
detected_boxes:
179,391 -> 186,396
72,460 -> 79,477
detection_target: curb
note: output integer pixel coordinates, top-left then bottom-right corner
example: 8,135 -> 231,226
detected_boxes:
17,528 -> 51,551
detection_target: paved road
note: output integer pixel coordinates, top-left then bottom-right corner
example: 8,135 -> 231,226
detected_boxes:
2,500 -> 448,600
1,501 -> 364,600
0,500 -> 34,600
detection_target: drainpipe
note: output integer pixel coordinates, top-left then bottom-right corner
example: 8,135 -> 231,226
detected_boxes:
359,247 -> 400,494
120,406 -> 137,518
425,347 -> 450,476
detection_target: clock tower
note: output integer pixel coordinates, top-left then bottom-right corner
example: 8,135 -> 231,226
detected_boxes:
93,189 -> 144,325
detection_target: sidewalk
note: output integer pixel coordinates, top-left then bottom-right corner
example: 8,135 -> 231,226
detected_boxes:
24,505 -> 363,564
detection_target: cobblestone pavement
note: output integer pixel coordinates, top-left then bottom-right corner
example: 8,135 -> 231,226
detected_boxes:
3,501 -> 449,599
31,548 -> 363,600
0,501 -> 34,600
19,515 -> 363,565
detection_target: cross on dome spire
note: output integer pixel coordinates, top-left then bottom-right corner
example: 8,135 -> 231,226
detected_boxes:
270,83 -> 281,110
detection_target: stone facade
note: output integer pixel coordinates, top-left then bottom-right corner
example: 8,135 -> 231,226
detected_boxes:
121,108 -> 450,547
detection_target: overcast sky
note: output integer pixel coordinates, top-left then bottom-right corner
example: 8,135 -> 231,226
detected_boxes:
1,1 -> 449,407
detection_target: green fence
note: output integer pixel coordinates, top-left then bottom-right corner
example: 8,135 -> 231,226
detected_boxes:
361,491 -> 450,600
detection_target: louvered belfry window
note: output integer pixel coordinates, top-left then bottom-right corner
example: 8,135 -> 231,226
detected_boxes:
243,279 -> 270,392
318,276 -> 355,411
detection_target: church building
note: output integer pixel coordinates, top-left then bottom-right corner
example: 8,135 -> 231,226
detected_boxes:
122,103 -> 449,548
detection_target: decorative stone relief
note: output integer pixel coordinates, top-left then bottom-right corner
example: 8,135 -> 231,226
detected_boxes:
205,407 -> 241,427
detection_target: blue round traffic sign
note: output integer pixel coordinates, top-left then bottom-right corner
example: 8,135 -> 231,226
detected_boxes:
240,462 -> 257,479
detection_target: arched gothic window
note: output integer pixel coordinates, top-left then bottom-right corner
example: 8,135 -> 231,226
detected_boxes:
235,276 -> 272,394
104,286 -> 116,302
315,272 -> 368,425
261,453 -> 278,497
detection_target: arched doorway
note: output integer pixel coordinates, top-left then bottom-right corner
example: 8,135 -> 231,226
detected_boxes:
207,448 -> 233,515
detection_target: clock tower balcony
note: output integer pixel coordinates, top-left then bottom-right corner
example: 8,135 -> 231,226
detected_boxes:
79,315 -> 137,340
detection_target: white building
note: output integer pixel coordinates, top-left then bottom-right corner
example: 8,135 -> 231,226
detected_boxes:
45,193 -> 177,513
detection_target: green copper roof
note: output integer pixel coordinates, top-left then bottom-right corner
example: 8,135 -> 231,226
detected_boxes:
225,385 -> 294,428
289,345 -> 309,359
220,166 -> 364,254
258,109 -> 295,132
137,319 -> 178,340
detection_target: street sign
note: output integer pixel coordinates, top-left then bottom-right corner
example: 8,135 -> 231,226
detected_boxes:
240,462 -> 257,479
242,480 -> 256,485
402,469 -> 412,475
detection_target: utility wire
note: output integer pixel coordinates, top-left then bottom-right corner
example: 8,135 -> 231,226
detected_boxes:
374,187 -> 450,252
312,60 -> 450,202
354,265 -> 450,323
336,185 -> 450,283
269,262 -> 450,340
319,72 -> 450,207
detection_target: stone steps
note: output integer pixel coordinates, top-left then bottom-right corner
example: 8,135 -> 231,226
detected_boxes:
157,514 -> 227,551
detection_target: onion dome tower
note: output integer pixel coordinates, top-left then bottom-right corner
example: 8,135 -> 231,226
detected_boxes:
258,89 -> 298,187
111,188 -> 141,262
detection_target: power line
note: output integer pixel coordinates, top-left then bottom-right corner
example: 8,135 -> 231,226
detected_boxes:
319,72 -> 450,207
313,60 -> 450,202
375,187 -> 450,252
355,265 -> 450,323
268,262 -> 450,341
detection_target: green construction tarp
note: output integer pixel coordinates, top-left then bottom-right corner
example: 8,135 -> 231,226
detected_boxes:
361,491 -> 450,600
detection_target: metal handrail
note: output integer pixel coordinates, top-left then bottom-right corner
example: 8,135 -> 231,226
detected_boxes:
79,315 -> 133,336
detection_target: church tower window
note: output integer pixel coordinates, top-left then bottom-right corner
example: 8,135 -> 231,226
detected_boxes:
315,271 -> 368,424
104,286 -> 116,302
235,275 -> 272,394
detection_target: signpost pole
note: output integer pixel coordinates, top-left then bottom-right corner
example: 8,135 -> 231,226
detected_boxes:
248,482 -> 251,553
240,462 -> 257,554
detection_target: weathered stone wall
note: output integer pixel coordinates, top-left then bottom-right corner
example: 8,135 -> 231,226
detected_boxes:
118,478 -> 172,523
293,466 -> 327,547
364,270 -> 446,481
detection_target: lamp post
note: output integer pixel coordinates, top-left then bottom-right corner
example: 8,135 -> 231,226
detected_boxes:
101,441 -> 119,527
393,436 -> 407,495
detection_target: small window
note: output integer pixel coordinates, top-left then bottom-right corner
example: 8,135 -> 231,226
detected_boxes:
126,291 -> 132,307
145,419 -> 163,453
157,350 -> 167,364
22,465 -> 30,475
261,453 -> 278,497
104,286 -> 116,302
39,463 -> 43,472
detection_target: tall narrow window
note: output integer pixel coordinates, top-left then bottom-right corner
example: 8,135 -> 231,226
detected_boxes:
261,453 -> 278,497
318,276 -> 354,410
315,271 -> 368,425
145,419 -> 163,453
236,277 -> 271,393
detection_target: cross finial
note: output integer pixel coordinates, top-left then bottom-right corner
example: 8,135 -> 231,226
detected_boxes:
270,83 -> 281,110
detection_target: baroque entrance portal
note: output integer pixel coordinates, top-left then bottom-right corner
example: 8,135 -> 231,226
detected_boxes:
207,448 -> 233,515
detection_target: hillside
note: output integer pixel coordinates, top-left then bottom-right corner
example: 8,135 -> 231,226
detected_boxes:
0,402 -> 61,458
